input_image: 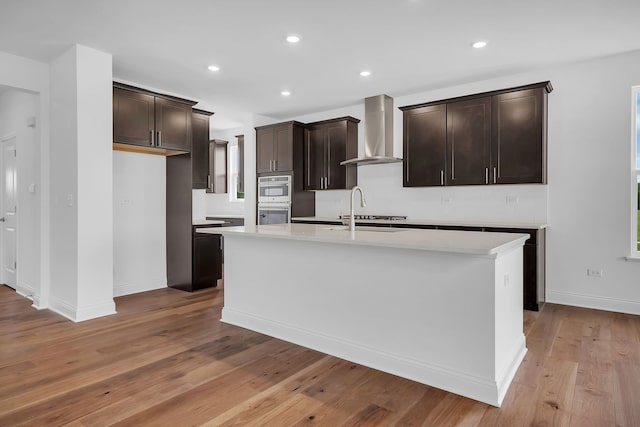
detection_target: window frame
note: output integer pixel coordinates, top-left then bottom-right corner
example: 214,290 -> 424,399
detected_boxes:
631,86 -> 640,257
228,143 -> 244,202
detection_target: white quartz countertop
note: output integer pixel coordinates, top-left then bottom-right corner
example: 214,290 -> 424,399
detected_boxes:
197,223 -> 528,256
292,216 -> 547,230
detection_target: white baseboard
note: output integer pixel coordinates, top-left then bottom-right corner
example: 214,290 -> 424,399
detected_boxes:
15,284 -> 34,299
114,280 -> 166,297
49,296 -> 116,322
222,307 -> 512,407
546,290 -> 640,315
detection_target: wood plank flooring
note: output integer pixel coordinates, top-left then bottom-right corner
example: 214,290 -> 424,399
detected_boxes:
1,284 -> 639,426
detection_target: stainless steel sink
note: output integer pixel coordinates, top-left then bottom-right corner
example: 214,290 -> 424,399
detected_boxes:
322,226 -> 402,233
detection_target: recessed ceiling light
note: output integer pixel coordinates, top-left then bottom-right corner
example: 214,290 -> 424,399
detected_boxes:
286,35 -> 300,43
472,41 -> 487,49
281,91 -> 291,97
207,65 -> 220,72
360,70 -> 371,77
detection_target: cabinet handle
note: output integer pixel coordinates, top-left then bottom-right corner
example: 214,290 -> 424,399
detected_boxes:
485,167 -> 489,184
157,131 -> 162,147
440,170 -> 444,186
274,160 -> 277,171
493,167 -> 497,184
207,175 -> 211,190
270,159 -> 273,171
149,130 -> 154,146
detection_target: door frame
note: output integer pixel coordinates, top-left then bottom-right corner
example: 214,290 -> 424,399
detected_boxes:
1,132 -> 18,287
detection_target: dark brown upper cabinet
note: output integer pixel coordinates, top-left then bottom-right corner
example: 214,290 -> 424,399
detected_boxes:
304,117 -> 359,191
446,97 -> 492,186
256,122 -> 301,174
491,88 -> 546,184
191,109 -> 214,189
113,83 -> 195,155
403,104 -> 447,187
400,81 -> 552,187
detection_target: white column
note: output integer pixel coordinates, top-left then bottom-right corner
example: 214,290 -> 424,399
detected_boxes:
49,44 -> 115,321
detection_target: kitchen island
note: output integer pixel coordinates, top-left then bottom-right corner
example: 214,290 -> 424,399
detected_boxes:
198,223 -> 529,406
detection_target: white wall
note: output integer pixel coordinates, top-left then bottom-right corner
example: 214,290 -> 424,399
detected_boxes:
0,90 -> 40,298
0,51 -> 50,309
282,49 -> 640,315
49,47 -> 79,312
113,151 -> 166,296
543,50 -> 640,314
49,45 -> 115,321
75,45 -> 114,316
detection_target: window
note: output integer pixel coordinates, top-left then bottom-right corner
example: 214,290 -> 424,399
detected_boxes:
632,87 -> 640,254
228,137 -> 245,201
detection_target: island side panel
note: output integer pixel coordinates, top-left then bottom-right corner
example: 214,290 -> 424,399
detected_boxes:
493,245 -> 527,404
220,234 -> 523,406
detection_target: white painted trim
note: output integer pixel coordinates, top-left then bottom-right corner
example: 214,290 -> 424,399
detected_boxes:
496,339 -> 528,404
631,86 -> 640,257
114,281 -> 166,297
48,296 -> 116,322
15,282 -> 34,298
222,307 -> 523,407
547,290 -> 640,316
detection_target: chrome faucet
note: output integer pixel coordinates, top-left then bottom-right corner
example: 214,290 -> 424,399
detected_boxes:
349,186 -> 366,232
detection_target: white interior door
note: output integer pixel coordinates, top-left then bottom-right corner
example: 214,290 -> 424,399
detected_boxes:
1,136 -> 17,288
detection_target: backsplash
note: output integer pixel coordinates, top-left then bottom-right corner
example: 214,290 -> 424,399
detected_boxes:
192,189 -> 244,219
315,162 -> 548,223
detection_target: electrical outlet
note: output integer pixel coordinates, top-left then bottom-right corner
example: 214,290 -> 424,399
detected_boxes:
506,195 -> 519,204
587,269 -> 603,278
441,196 -> 452,204
503,273 -> 510,287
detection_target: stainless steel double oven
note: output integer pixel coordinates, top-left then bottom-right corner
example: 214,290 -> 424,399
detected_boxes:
257,175 -> 291,225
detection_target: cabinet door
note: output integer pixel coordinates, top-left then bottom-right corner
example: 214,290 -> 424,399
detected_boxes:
325,121 -> 348,189
191,112 -> 209,189
403,104 -> 447,187
446,97 -> 491,186
155,97 -> 192,151
274,125 -> 293,172
113,88 -> 155,147
256,127 -> 275,173
192,234 -> 222,290
492,88 -> 545,184
305,126 -> 326,190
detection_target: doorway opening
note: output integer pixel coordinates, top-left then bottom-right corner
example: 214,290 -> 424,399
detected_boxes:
0,133 -> 17,289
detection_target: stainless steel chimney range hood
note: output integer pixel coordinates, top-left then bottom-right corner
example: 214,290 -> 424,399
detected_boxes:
340,94 -> 402,166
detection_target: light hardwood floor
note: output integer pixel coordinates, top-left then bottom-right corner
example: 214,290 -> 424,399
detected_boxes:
1,284 -> 639,426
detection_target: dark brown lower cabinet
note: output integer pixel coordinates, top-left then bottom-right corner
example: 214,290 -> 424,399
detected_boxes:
192,226 -> 222,291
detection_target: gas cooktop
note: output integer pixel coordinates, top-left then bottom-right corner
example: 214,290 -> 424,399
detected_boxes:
339,215 -> 407,221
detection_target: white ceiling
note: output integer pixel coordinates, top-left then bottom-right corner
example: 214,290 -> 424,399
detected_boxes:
1,0 -> 640,129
